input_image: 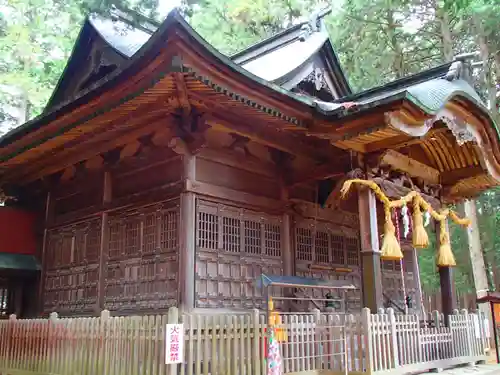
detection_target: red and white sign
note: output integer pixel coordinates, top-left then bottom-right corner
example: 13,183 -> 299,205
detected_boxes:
165,324 -> 184,364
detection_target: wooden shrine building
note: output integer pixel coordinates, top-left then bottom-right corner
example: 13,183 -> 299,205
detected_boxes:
0,9 -> 499,318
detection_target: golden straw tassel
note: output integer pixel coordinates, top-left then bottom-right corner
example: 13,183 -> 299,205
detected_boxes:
381,206 -> 403,260
412,196 -> 429,249
436,219 -> 456,267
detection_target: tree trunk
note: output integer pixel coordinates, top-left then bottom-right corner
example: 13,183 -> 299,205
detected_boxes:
437,8 -> 454,62
385,9 -> 404,78
474,15 -> 497,118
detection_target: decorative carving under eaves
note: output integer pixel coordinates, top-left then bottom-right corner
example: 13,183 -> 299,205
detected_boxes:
387,109 -> 476,146
433,113 -> 475,146
304,68 -> 330,92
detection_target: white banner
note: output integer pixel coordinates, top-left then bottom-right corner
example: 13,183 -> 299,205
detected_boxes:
165,324 -> 184,364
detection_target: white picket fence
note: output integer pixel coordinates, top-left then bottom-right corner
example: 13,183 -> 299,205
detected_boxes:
0,308 -> 490,375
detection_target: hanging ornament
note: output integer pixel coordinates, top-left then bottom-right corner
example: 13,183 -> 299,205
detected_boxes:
412,195 -> 429,249
437,219 -> 456,267
424,210 -> 431,228
401,204 -> 410,238
381,206 -> 403,260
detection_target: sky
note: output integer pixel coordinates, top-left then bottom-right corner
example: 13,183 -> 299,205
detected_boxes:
157,0 -> 182,18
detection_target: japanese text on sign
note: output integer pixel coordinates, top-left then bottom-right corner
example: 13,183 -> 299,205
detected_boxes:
165,324 -> 184,364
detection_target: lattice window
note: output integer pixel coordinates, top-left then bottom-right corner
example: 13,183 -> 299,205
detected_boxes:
331,233 -> 345,264
315,231 -> 329,263
143,214 -> 157,253
264,223 -> 281,257
197,201 -> 282,258
222,216 -> 240,253
47,235 -> 62,269
61,235 -> 73,266
86,225 -> 100,262
73,231 -> 85,264
160,210 -> 178,251
108,222 -> 122,259
124,219 -> 140,256
296,227 -> 313,261
346,236 -> 359,266
198,212 -> 218,250
244,220 -> 261,255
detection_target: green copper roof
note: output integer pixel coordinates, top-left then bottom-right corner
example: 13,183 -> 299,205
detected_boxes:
318,77 -> 498,135
405,78 -> 483,113
0,253 -> 40,271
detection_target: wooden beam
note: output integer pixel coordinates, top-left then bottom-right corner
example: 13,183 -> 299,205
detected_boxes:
84,155 -> 104,171
17,115 -> 175,184
440,165 -> 484,185
287,163 -> 347,188
119,140 -> 141,160
197,147 -> 276,178
205,114 -> 335,163
379,149 -> 440,184
174,72 -> 191,118
185,179 -> 284,212
188,91 -> 342,162
8,110 -> 172,182
365,127 -> 449,153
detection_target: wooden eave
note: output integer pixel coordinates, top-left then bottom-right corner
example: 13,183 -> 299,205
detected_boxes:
0,12 -> 349,185
299,91 -> 500,200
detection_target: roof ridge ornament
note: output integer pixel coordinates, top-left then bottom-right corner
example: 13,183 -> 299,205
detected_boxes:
299,6 -> 331,41
445,53 -> 477,84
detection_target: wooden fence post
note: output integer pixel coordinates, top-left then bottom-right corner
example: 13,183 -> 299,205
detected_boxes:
313,309 -> 322,370
252,309 -> 261,375
362,308 -> 373,375
5,314 -> 16,370
387,308 -> 399,369
462,309 -> 474,361
100,310 -> 110,375
48,312 -> 58,374
168,306 -> 179,375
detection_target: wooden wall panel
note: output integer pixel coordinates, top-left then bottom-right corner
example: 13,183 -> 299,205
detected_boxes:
195,199 -> 284,309
294,217 -> 362,313
112,157 -> 182,200
195,158 -> 280,199
43,218 -> 101,316
52,173 -> 103,221
103,201 -> 180,314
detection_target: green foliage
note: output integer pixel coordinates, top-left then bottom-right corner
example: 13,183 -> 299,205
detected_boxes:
187,0 -> 324,55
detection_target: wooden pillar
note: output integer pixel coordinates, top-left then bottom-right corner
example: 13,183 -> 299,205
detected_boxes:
38,191 -> 52,314
464,199 -> 493,338
281,187 -> 294,311
358,188 -> 383,312
437,221 -> 456,325
281,187 -> 293,278
179,153 -> 196,311
97,170 -> 112,313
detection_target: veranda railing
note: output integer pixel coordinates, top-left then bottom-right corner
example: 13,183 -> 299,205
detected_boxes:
0,307 -> 490,375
